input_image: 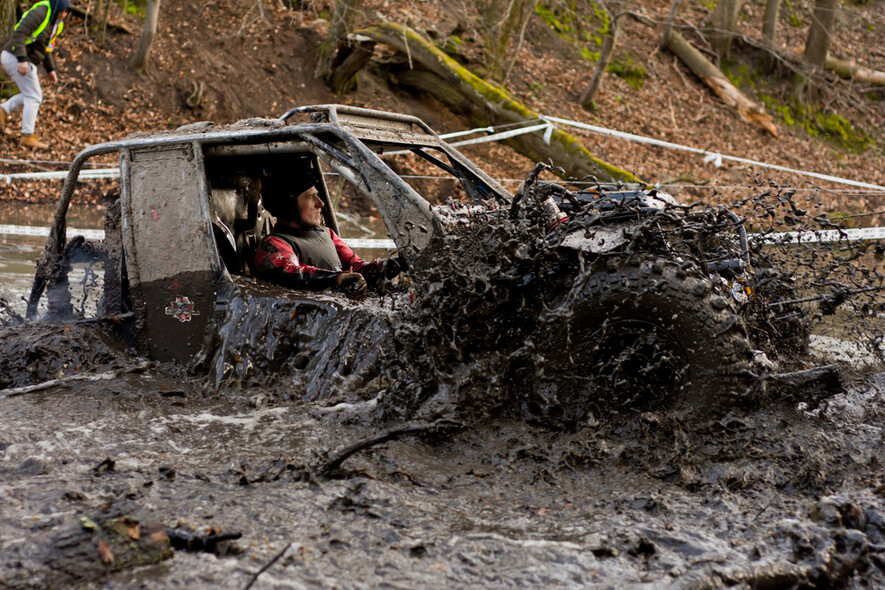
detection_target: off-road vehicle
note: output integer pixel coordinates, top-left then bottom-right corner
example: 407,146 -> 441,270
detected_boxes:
27,105 -> 759,423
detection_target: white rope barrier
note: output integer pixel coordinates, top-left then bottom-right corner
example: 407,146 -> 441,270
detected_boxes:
1,168 -> 119,184
342,238 -> 396,249
382,122 -> 553,156
439,126 -> 494,139
1,116 -> 882,248
1,221 -> 881,248
757,226 -> 885,245
389,114 -> 885,193
0,157 -> 113,167
0,224 -> 105,240
538,115 -> 885,193
1,115 -> 882,194
0,223 -> 395,248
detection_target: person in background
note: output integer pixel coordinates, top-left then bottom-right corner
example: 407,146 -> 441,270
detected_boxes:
253,170 -> 399,300
0,0 -> 71,149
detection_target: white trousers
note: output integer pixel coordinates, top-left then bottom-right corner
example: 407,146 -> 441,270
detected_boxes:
1,50 -> 43,135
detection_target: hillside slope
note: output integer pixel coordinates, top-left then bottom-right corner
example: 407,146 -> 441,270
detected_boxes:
0,0 -> 883,216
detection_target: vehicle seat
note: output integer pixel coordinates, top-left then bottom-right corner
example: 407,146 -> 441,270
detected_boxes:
211,176 -> 273,277
211,187 -> 249,276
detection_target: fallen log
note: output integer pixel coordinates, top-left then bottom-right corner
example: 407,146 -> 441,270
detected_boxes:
69,6 -> 135,35
825,55 -> 885,87
355,23 -> 639,183
665,30 -> 778,137
0,361 -> 151,399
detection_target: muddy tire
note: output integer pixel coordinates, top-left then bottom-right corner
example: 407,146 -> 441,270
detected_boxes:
524,257 -> 757,426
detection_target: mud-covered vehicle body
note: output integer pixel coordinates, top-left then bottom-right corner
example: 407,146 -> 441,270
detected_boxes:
28,105 -> 756,422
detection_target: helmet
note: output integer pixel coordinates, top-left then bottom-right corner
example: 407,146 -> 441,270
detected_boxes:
261,169 -> 318,222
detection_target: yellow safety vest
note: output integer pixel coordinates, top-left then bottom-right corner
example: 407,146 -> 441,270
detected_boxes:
13,1 -> 53,48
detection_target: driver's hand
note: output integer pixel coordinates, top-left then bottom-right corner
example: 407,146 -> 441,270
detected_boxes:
337,272 -> 367,300
383,255 -> 403,280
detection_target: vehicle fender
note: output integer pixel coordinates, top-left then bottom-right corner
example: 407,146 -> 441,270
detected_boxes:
559,222 -> 642,253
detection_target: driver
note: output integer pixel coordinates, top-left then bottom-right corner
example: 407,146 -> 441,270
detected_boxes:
253,170 -> 394,300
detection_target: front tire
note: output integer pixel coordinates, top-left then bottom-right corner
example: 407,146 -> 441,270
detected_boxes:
524,256 -> 757,426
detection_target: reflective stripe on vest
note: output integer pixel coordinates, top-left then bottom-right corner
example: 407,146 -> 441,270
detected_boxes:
13,1 -> 53,47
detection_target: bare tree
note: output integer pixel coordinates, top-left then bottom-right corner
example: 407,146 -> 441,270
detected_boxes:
502,0 -> 537,82
315,0 -> 366,93
707,0 -> 744,61
579,1 -> 623,110
793,0 -> 839,104
658,0 -> 680,49
130,0 -> 161,73
759,0 -> 781,72
88,0 -> 114,43
0,0 -> 16,39
479,0 -> 534,82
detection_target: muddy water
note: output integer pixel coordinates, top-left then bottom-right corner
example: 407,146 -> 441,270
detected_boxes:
1,334 -> 884,588
3,196 -> 885,587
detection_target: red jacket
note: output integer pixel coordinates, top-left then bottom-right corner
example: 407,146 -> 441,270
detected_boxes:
253,226 -> 382,291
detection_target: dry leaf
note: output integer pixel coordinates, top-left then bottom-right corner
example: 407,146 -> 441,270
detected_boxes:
97,540 -> 114,564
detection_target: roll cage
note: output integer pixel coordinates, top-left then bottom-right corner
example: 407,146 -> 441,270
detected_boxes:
28,105 -> 514,320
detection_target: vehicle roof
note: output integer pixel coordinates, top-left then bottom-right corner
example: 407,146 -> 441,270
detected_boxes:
118,104 -> 448,150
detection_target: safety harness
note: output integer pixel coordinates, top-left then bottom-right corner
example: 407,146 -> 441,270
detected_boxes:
47,22 -> 63,52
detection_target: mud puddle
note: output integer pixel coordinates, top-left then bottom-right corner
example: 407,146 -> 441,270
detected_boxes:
3,180 -> 885,587
1,333 -> 884,588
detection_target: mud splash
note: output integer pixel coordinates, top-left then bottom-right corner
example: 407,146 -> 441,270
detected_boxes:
379,177 -> 759,425
2,175 -> 884,587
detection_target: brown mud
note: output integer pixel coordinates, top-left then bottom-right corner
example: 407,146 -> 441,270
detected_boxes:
0,322 -> 884,588
2,184 -> 885,587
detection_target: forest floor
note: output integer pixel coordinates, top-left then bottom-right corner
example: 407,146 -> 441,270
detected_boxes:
0,0 -> 883,217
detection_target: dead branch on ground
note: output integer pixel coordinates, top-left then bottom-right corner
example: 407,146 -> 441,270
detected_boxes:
825,56 -> 885,87
317,420 -> 463,476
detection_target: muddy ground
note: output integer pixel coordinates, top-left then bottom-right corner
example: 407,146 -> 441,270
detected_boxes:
2,179 -> 884,588
0,316 -> 884,589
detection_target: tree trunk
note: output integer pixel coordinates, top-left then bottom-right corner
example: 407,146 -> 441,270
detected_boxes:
327,37 -> 375,94
579,6 -> 622,110
0,0 -> 16,39
502,0 -> 537,82
89,0 -> 113,43
666,29 -> 778,136
759,0 -> 781,72
357,23 -> 638,182
708,0 -> 744,61
129,0 -> 161,73
316,0 -> 364,89
659,0 -> 681,49
480,0 -> 533,82
825,55 -> 885,86
792,0 -> 839,104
